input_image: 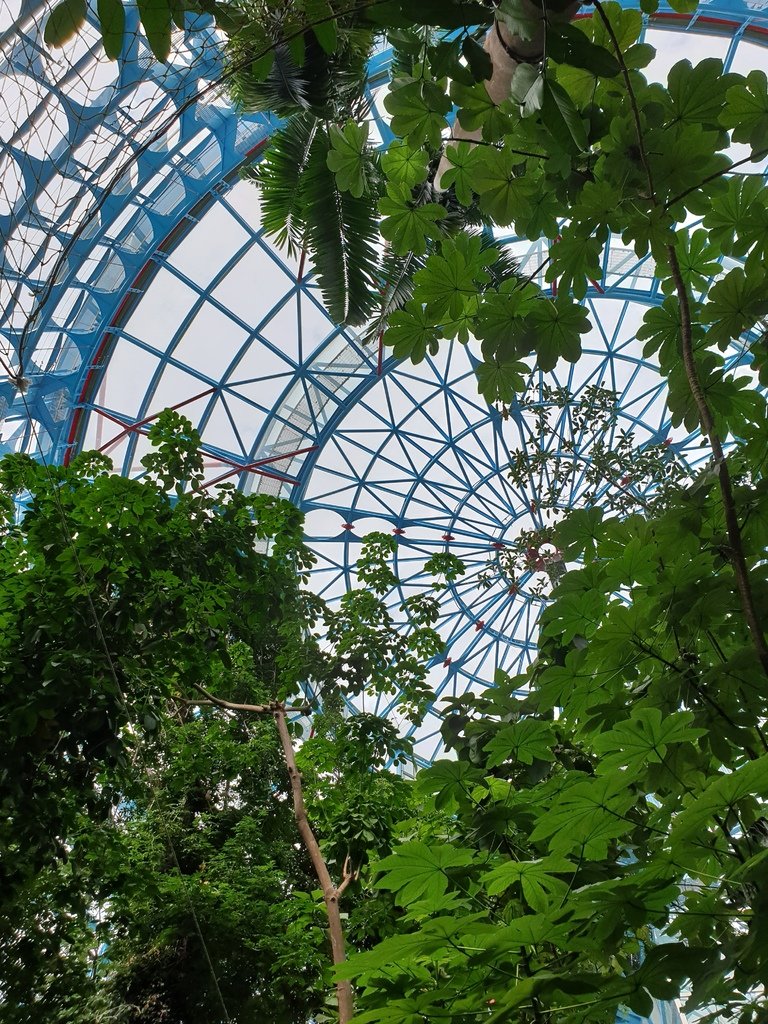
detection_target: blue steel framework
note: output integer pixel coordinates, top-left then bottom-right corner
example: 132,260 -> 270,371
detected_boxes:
2,6 -> 767,1020
1,2 -> 767,768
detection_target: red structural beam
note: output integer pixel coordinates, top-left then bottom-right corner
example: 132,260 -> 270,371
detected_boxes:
95,387 -> 217,453
200,444 -> 319,489
89,403 -> 317,485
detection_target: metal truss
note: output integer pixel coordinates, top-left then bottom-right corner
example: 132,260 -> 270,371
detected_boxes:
1,1 -> 768,770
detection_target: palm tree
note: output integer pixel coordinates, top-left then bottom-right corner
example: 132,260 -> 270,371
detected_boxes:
230,1 -> 581,330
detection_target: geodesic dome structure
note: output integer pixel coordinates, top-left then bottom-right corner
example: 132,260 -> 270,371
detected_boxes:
2,0 -> 768,770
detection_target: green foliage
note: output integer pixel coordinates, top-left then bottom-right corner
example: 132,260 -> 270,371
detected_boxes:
341,454 -> 768,1021
327,120 -> 371,197
0,417 -> 432,1021
40,4 -> 768,1021
247,114 -> 380,324
379,183 -> 446,256
44,0 -> 86,47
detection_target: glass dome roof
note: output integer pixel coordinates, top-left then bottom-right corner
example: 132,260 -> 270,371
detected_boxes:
2,0 -> 768,761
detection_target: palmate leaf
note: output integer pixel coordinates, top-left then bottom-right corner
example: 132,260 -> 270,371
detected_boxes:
660,228 -> 722,297
451,80 -> 515,140
593,708 -> 706,775
666,58 -> 739,129
722,69 -> 768,155
384,78 -> 451,149
483,856 -> 574,909
703,262 -> 768,350
546,226 -> 603,300
474,148 -> 532,227
379,183 -> 446,256
374,842 -> 476,905
528,773 -> 636,859
475,357 -> 529,405
484,719 -> 556,768
383,301 -> 440,363
703,174 -> 768,257
326,120 -> 370,197
670,754 -> 768,855
528,296 -> 590,371
381,141 -> 430,188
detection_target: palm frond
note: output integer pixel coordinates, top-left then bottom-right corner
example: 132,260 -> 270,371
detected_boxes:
302,131 -> 380,326
245,113 -> 320,256
362,249 -> 424,345
228,27 -> 374,120
480,231 -> 521,287
230,43 -> 309,115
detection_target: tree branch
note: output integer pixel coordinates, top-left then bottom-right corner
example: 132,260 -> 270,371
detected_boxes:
667,249 -> 768,676
190,683 -> 310,715
664,147 -> 768,211
593,0 -> 768,678
182,686 -> 355,1021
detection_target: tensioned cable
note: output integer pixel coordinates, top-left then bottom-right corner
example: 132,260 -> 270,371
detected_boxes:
14,388 -> 233,1022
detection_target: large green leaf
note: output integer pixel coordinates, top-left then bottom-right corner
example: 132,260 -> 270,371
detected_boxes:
483,856 -> 574,909
413,234 -> 497,320
136,0 -> 172,62
703,174 -> 768,257
542,79 -> 588,152
381,140 -> 430,188
326,120 -> 370,198
475,358 -> 528,405
593,708 -> 706,775
547,228 -> 603,300
496,0 -> 541,40
529,774 -> 636,858
666,58 -> 739,128
528,296 -> 590,371
379,183 -> 446,256
474,148 -> 532,226
671,755 -> 768,854
722,69 -> 768,154
96,0 -> 125,58
384,78 -> 451,149
547,21 -> 620,77
374,842 -> 476,904
44,0 -> 87,47
484,719 -> 556,768
703,263 -> 768,349
475,280 -> 540,360
383,302 -> 441,363
451,80 -> 515,140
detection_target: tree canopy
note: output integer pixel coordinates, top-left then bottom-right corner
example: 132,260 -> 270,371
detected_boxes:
24,0 -> 768,1022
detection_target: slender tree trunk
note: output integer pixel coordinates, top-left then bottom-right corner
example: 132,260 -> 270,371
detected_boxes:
187,687 -> 356,1022
272,704 -> 356,1024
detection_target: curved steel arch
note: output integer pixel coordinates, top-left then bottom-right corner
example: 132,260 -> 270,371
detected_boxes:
0,2 -> 766,764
